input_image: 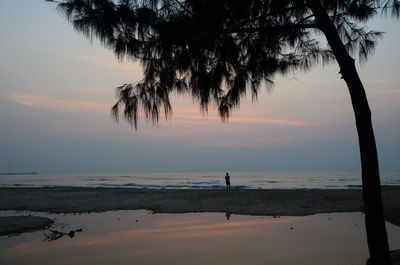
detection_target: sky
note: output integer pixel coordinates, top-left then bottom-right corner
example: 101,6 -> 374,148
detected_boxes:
0,0 -> 399,174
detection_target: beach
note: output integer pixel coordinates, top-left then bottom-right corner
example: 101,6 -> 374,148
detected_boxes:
1,186 -> 399,230
1,187 -> 400,264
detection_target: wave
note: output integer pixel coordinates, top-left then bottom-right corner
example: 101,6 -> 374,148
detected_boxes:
1,171 -> 399,190
186,181 -> 220,185
0,183 -> 38,187
0,172 -> 39,175
345,184 -> 362,188
97,183 -> 252,189
252,180 -> 282,184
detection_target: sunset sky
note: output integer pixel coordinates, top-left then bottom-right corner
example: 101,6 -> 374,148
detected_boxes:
0,0 -> 399,173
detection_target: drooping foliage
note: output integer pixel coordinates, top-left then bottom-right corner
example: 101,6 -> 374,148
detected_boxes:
47,0 -> 399,128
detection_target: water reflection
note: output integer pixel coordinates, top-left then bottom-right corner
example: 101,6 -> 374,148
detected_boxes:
43,228 -> 83,242
0,211 -> 400,265
225,212 -> 230,220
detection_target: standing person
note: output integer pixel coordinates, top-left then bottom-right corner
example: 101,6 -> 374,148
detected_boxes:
225,172 -> 231,190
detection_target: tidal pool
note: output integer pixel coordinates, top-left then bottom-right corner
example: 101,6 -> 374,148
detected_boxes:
1,211 -> 400,265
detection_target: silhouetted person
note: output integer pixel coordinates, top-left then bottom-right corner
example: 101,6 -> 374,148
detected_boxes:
225,172 -> 230,190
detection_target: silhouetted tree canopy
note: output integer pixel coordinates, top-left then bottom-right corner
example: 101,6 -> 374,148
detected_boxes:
48,0 -> 399,128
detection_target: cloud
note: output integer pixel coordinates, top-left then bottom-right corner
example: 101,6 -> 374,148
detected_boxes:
130,107 -> 311,147
10,94 -> 308,126
172,108 -> 310,127
365,79 -> 385,84
10,93 -> 110,113
368,88 -> 400,94
196,116 -> 309,126
89,57 -> 143,73
9,94 -> 310,147
62,50 -> 144,74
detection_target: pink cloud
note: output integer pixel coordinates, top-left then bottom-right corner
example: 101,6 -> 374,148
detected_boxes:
365,79 -> 385,84
57,49 -> 144,74
90,58 -> 143,73
136,107 -> 310,147
172,107 -> 309,127
180,115 -> 309,126
10,93 -> 110,113
9,94 -> 309,147
11,94 -> 308,128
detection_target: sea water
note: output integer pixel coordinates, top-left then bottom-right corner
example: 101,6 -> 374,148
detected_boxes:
0,171 -> 399,189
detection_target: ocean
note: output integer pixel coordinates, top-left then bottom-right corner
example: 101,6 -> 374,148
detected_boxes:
0,171 -> 399,189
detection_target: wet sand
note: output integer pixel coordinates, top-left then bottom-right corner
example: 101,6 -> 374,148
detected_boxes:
0,216 -> 54,236
0,186 -> 399,224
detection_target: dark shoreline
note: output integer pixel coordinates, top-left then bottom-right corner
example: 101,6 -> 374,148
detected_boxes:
0,186 -> 399,226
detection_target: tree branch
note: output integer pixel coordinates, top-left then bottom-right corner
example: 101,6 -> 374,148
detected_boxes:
223,23 -> 318,34
174,0 -> 192,15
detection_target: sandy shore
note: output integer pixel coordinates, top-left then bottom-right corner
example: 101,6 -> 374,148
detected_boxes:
1,186 -> 399,224
0,216 -> 54,236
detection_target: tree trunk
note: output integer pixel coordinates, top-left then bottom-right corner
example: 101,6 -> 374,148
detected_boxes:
306,0 -> 392,264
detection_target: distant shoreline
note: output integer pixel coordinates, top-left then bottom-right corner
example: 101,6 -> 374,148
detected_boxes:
0,187 -> 399,226
0,172 -> 39,175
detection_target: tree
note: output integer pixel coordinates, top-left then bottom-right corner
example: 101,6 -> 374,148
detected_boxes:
47,0 -> 399,264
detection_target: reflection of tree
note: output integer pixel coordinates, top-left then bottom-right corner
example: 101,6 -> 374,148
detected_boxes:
43,228 -> 83,242
225,212 -> 231,220
47,1 -> 400,264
